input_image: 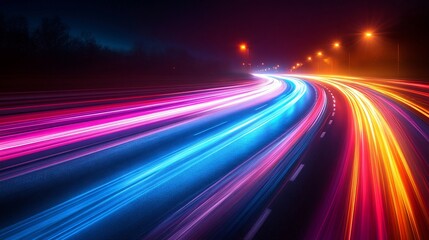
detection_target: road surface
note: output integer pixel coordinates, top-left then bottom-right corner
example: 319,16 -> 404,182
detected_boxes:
0,74 -> 428,239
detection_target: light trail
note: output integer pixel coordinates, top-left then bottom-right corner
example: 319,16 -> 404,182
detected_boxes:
0,77 -> 283,160
0,75 -> 324,239
146,77 -> 326,239
1,74 -> 428,239
294,75 -> 429,239
0,77 -> 284,179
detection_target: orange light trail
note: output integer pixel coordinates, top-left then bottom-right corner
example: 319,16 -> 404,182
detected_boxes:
295,75 -> 429,239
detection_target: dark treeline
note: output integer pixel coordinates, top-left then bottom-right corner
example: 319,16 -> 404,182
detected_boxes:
0,14 -> 231,91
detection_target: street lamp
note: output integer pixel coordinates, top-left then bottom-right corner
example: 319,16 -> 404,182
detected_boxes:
239,43 -> 247,51
239,43 -> 250,70
307,56 -> 312,61
331,42 -> 342,73
333,42 -> 340,48
363,31 -> 401,75
364,31 -> 373,39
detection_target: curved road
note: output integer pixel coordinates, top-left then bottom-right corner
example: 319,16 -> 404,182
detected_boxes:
0,74 -> 428,239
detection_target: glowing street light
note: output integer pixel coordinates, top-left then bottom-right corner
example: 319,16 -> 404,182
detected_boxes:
317,51 -> 323,57
331,42 -> 341,73
239,43 -> 250,70
307,56 -> 312,61
333,42 -> 340,48
239,43 -> 247,51
364,31 -> 373,39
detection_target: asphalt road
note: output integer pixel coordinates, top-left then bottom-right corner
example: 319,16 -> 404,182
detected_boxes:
0,74 -> 428,239
257,75 -> 429,239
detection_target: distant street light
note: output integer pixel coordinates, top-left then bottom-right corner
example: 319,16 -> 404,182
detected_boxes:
307,56 -> 312,61
333,42 -> 340,48
239,43 -> 247,51
364,31 -> 373,39
317,51 -> 323,57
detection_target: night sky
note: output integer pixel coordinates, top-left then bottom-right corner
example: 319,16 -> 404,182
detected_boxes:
1,0 -> 427,66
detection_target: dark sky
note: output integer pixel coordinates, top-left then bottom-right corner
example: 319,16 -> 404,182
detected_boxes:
1,0 -> 427,66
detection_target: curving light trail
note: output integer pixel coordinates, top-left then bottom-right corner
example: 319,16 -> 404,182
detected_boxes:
147,76 -> 326,239
1,74 -> 428,239
0,75 -> 326,239
294,75 -> 429,240
0,78 -> 283,162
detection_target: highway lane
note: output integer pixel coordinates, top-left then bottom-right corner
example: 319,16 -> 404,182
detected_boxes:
1,74 -> 428,239
0,77 -> 286,181
305,75 -> 429,240
0,75 -> 328,239
145,76 -> 327,239
255,80 -> 346,239
256,75 -> 429,240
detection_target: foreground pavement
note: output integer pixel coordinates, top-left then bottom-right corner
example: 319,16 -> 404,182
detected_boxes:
0,74 -> 428,239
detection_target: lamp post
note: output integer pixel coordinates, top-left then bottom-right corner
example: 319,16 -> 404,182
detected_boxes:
362,31 -> 374,74
239,43 -> 250,70
332,42 -> 341,73
316,51 -> 323,73
364,31 -> 401,75
396,42 -> 400,75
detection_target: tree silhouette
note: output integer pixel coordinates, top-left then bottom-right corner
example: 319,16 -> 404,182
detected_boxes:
2,16 -> 30,54
32,17 -> 70,53
0,14 -> 230,91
